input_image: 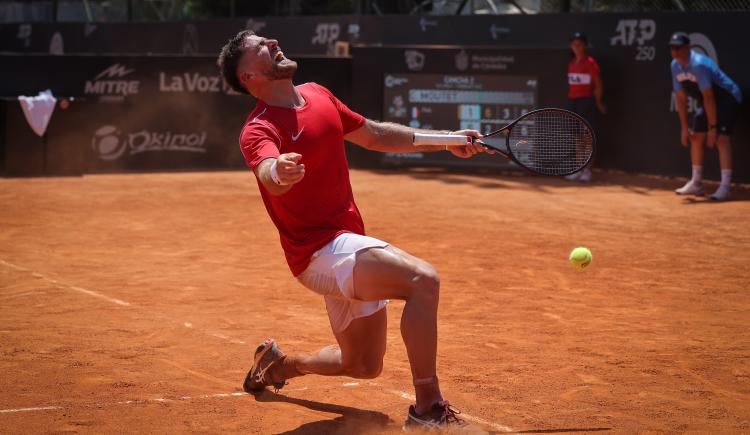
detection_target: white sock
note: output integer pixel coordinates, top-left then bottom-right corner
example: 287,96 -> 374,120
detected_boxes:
691,165 -> 703,184
720,169 -> 732,187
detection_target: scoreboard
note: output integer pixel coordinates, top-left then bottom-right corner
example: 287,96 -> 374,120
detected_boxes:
382,73 -> 538,168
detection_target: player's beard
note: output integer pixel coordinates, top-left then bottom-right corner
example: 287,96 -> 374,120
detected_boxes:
264,58 -> 297,81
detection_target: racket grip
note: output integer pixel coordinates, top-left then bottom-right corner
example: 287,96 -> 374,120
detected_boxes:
413,133 -> 472,147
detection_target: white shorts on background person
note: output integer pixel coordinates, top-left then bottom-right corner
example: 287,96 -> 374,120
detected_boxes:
296,233 -> 389,334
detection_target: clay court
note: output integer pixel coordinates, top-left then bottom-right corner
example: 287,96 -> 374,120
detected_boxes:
1,169 -> 749,433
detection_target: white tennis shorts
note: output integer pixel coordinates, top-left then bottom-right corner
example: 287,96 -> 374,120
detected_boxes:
296,233 -> 389,333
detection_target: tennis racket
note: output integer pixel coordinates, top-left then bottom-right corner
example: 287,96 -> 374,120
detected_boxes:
413,108 -> 596,176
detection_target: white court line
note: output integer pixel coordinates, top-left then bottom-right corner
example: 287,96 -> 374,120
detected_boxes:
0,406 -> 61,414
0,259 -> 131,307
68,285 -> 131,306
0,384 -> 515,432
0,259 -> 29,272
0,392 -> 250,414
115,391 -> 249,406
0,259 -> 246,345
209,332 -> 246,345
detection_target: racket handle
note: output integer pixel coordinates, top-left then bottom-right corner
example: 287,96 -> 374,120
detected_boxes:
413,133 -> 472,147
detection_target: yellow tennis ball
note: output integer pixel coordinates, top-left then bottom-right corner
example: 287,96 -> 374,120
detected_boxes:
569,247 -> 592,269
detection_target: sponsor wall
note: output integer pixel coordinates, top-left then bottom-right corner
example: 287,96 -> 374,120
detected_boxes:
0,55 -> 351,174
1,12 -> 748,181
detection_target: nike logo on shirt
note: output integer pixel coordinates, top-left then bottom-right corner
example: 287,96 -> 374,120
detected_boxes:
292,127 -> 304,141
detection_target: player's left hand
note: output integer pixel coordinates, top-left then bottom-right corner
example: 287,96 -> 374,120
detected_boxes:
707,128 -> 717,148
448,129 -> 488,158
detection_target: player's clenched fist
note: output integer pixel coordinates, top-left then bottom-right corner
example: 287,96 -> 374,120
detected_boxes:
270,153 -> 305,186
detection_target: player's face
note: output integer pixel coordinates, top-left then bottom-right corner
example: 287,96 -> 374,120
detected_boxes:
570,39 -> 586,57
238,35 -> 297,88
669,45 -> 690,64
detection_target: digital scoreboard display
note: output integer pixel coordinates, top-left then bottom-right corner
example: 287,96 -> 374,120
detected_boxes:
382,73 -> 538,168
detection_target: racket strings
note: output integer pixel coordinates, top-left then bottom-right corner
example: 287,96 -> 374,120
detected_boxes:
508,110 -> 594,176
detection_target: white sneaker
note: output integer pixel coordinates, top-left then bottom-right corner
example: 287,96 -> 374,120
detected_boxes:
675,181 -> 704,196
578,169 -> 592,183
710,185 -> 731,201
565,171 -> 581,181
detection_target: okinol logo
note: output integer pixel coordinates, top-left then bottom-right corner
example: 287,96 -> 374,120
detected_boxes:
92,126 -> 127,161
92,125 -> 208,161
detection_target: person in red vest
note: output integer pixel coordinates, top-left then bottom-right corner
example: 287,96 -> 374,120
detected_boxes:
565,32 -> 605,183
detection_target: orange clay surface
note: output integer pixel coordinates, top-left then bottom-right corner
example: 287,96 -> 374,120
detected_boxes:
1,169 -> 749,434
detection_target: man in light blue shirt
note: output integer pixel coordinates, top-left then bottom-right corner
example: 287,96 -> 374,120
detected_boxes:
670,32 -> 742,200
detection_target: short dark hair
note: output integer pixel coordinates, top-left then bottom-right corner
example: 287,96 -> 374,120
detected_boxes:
218,30 -> 255,95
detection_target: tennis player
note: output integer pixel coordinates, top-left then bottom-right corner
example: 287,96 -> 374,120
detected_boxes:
669,32 -> 742,201
564,31 -> 604,183
218,30 -> 485,430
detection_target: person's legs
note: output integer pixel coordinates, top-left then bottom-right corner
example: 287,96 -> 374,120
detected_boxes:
245,235 -> 461,426
350,245 -> 443,416
711,135 -> 732,200
563,97 -> 596,183
244,308 -> 387,391
285,306 -> 388,378
717,135 -> 732,171
578,97 -> 597,182
690,132 -> 706,172
676,132 -> 706,195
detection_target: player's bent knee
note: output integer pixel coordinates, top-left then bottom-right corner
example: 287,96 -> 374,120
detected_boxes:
412,264 -> 440,302
344,359 -> 383,379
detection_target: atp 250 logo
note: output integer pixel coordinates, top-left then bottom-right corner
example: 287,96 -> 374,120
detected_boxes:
311,23 -> 340,56
610,19 -> 657,61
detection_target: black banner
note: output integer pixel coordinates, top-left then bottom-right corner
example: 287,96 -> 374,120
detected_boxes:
1,55 -> 351,174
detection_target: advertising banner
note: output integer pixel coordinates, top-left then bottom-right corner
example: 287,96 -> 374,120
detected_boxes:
1,55 -> 351,173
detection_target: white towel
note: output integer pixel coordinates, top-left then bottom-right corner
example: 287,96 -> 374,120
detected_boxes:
18,89 -> 57,137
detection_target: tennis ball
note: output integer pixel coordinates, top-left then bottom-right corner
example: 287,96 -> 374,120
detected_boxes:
569,247 -> 592,269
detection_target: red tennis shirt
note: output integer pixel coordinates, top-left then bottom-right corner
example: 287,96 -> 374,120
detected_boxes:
240,82 -> 367,276
567,56 -> 600,99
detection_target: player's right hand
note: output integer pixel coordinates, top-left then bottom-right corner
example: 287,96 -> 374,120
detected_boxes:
276,153 -> 305,185
680,128 -> 691,147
